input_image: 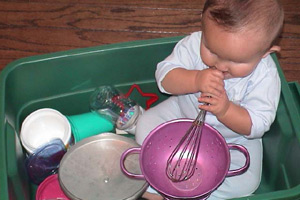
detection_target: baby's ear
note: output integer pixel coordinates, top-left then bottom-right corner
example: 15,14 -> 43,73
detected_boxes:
262,45 -> 281,58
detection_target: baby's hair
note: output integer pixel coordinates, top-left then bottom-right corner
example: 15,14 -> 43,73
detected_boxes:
202,0 -> 284,47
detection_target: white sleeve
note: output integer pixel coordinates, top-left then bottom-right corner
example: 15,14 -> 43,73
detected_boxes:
241,56 -> 281,139
155,32 -> 202,94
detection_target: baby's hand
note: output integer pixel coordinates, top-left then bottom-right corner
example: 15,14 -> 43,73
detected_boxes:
195,68 -> 225,96
198,91 -> 230,118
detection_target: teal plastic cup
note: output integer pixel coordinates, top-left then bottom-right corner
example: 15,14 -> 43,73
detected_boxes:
66,112 -> 114,142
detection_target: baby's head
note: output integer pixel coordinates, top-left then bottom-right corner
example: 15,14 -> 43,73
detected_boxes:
200,0 -> 284,79
202,0 -> 284,49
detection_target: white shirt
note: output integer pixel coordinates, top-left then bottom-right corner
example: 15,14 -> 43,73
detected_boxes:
155,31 -> 281,140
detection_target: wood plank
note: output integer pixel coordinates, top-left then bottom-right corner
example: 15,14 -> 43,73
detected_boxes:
26,0 -> 206,9
0,2 -> 202,31
0,2 -> 202,69
280,0 -> 300,13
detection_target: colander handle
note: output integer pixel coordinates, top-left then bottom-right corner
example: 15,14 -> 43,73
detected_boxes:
120,147 -> 145,180
226,144 -> 250,177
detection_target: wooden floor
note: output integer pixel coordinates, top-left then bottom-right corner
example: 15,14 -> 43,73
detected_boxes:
0,0 -> 299,83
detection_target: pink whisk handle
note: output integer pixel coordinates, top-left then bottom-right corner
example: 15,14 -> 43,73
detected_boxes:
226,144 -> 250,177
120,147 -> 145,180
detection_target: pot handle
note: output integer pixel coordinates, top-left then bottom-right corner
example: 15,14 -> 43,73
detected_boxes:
120,147 -> 145,180
226,144 -> 250,177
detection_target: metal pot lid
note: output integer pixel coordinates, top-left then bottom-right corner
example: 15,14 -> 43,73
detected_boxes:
58,133 -> 148,200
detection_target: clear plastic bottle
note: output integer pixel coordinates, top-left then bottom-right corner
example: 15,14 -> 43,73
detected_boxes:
90,86 -> 143,134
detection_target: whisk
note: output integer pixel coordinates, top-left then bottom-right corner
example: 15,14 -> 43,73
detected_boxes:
166,105 -> 208,182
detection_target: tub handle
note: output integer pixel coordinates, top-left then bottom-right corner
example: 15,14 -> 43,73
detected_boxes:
120,147 -> 145,180
226,144 -> 250,177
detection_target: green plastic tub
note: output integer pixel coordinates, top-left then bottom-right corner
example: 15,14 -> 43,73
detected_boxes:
288,82 -> 300,117
0,36 -> 300,200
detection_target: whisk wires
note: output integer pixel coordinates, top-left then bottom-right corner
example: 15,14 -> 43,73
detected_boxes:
166,108 -> 207,182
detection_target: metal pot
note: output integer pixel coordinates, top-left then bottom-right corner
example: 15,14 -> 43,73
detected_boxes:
120,119 -> 250,200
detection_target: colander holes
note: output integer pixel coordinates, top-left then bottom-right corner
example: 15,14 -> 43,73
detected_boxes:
103,177 -> 110,184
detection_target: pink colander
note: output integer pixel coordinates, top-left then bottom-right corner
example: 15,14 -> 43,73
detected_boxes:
120,119 -> 250,200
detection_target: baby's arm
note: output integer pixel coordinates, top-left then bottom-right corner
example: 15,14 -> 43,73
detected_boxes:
161,67 -> 225,96
161,68 -> 199,94
199,96 -> 252,135
218,102 -> 252,135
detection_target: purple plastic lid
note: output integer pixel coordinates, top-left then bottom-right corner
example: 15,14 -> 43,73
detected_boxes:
36,174 -> 70,200
26,138 -> 67,185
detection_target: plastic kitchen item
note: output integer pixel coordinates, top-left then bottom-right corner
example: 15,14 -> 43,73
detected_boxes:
124,84 -> 159,110
58,133 -> 148,200
0,36 -> 300,200
36,174 -> 70,200
166,104 -> 208,182
66,111 -> 114,142
121,119 -> 250,200
26,138 -> 67,185
90,86 -> 144,134
90,86 -> 143,133
20,108 -> 71,154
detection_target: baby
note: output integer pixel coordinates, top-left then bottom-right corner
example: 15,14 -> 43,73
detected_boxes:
137,0 -> 284,200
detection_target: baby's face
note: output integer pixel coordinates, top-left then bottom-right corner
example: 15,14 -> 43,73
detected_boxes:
200,16 -> 268,79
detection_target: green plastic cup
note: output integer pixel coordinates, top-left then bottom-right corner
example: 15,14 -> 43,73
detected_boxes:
66,112 -> 114,142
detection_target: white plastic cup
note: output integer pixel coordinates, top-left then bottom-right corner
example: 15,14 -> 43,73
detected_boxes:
20,108 -> 71,154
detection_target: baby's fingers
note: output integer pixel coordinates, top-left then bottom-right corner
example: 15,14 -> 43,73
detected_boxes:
211,68 -> 225,80
198,95 -> 212,104
204,83 -> 225,97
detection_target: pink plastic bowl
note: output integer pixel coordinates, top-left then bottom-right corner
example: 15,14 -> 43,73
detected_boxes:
120,119 -> 250,200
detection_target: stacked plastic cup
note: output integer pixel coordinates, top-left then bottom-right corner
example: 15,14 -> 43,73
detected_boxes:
20,108 -> 72,154
66,111 -> 114,142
